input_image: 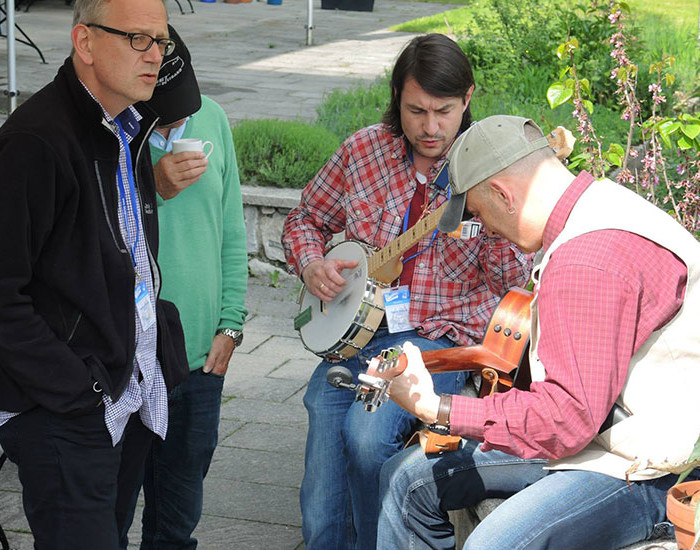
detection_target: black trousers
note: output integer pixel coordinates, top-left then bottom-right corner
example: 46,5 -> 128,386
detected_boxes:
0,405 -> 156,550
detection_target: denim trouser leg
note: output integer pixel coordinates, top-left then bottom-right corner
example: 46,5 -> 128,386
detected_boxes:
301,329 -> 465,550
378,438 -> 678,550
140,368 -> 224,550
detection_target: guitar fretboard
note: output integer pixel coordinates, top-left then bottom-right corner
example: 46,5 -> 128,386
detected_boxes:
367,203 -> 447,277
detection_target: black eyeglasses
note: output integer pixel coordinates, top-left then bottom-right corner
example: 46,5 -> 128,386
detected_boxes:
86,24 -> 177,56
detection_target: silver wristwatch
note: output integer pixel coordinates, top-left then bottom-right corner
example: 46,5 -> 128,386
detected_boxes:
216,328 -> 243,347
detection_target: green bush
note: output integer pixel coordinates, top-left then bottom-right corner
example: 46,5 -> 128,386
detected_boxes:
232,119 -> 341,189
316,78 -> 390,140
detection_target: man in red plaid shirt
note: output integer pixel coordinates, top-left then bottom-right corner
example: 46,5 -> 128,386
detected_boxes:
282,35 -> 532,550
378,115 -> 700,549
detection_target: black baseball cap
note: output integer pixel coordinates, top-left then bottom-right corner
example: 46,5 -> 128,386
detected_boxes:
147,25 -> 201,126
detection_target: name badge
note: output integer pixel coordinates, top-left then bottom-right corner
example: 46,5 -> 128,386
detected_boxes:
382,285 -> 412,334
135,281 -> 156,331
447,220 -> 482,240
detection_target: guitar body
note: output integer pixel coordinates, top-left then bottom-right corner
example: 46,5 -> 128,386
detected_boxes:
422,286 -> 533,395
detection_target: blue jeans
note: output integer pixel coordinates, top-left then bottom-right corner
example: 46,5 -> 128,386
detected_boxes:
378,438 -> 679,550
138,368 -> 224,549
300,329 -> 466,550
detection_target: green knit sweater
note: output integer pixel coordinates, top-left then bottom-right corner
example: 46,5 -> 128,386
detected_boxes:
151,96 -> 248,370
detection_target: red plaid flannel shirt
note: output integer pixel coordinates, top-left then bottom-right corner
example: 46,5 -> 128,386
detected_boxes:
451,172 -> 687,458
282,124 -> 532,346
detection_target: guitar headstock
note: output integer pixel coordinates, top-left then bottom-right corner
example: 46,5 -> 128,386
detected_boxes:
366,346 -> 407,379
546,126 -> 576,161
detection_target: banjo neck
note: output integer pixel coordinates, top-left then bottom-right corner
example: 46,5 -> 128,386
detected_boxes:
367,203 -> 447,283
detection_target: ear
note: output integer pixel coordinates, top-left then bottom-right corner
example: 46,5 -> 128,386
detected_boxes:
462,85 -> 475,112
71,24 -> 94,66
488,178 -> 514,212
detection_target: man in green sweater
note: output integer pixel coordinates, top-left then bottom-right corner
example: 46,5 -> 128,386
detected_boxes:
119,25 -> 248,548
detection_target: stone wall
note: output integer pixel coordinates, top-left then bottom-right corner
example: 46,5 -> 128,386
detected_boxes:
242,185 -> 300,266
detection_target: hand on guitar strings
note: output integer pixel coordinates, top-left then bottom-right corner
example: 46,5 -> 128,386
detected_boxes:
370,341 -> 442,425
302,258 -> 359,302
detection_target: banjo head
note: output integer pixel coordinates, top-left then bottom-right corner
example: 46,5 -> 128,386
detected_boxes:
298,241 -> 383,358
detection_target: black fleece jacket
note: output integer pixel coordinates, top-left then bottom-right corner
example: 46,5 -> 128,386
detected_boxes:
0,57 -> 188,415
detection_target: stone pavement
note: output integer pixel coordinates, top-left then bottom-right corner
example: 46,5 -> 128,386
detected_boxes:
1,0 -> 450,123
0,0 -> 453,548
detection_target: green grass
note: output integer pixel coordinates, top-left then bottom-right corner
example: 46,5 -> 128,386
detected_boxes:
391,0 -> 698,92
390,5 -> 478,35
627,0 -> 698,26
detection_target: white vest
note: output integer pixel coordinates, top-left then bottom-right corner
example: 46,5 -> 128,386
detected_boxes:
529,179 -> 700,481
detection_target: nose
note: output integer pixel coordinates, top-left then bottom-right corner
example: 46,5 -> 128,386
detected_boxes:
424,112 -> 439,136
143,41 -> 164,64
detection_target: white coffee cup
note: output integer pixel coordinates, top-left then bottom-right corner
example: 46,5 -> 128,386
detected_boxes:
172,138 -> 214,159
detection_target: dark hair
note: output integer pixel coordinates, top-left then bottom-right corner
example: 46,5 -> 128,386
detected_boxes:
382,34 -> 475,136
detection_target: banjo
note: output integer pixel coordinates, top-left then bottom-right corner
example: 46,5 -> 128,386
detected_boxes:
293,127 -> 574,362
294,204 -> 448,361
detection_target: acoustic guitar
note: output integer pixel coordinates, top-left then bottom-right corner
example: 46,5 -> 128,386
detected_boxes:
343,287 -> 534,453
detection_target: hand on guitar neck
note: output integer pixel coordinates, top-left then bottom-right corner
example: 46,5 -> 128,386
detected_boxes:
302,258 -> 359,302
365,341 -> 442,424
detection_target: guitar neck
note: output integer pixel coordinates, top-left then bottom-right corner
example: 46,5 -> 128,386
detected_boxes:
367,203 -> 447,277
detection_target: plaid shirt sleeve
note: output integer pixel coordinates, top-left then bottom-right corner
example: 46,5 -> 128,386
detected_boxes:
282,145 -> 350,276
479,235 -> 534,296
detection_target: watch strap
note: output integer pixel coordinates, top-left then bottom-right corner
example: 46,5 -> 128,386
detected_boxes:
427,394 -> 452,435
216,328 -> 243,346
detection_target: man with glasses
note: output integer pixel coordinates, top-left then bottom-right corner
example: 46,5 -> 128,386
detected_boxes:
0,1 -> 188,549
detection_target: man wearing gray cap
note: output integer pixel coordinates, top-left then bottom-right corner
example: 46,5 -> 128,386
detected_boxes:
376,115 -> 700,549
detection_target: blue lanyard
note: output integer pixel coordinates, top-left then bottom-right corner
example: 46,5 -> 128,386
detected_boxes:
401,159 -> 450,264
114,119 -> 141,269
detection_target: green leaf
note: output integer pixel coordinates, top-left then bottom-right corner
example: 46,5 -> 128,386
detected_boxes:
606,152 -> 622,167
558,66 -> 570,80
579,78 -> 591,96
583,100 -> 594,114
556,43 -> 567,60
679,113 -> 700,123
658,120 -> 681,138
608,143 -> 625,156
618,1 -> 631,14
659,132 -> 673,149
568,153 -> 588,170
678,135 -> 693,150
664,73 -> 675,87
547,83 -> 573,109
681,123 -> 700,140
617,66 -> 628,84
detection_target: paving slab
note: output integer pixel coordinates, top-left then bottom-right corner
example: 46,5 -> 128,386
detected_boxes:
208,446 -> 304,487
220,394 -> 308,426
220,422 -> 307,454
223,369 -> 308,401
203,479 -> 302,527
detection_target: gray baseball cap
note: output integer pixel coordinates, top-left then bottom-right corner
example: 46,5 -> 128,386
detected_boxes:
438,115 -> 550,233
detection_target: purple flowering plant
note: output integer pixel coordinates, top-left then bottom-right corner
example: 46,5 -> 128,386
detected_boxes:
547,0 -> 700,235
